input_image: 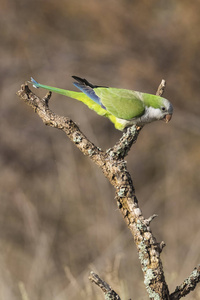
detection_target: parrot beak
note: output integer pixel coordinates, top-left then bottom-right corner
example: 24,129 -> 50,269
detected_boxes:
163,114 -> 172,123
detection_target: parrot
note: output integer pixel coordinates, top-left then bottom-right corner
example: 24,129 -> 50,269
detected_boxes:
29,76 -> 173,131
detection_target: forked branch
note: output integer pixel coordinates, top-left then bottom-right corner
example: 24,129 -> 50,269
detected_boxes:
16,81 -> 200,300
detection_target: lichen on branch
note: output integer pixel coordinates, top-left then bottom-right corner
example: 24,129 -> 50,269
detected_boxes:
16,81 -> 200,300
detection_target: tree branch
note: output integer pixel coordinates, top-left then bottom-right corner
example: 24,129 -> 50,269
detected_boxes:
17,80 -> 199,300
106,125 -> 143,160
156,79 -> 166,96
17,82 -> 169,299
170,265 -> 200,300
17,84 -> 105,167
89,271 -> 121,300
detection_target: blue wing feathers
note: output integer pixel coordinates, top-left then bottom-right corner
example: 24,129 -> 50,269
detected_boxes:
30,77 -> 40,88
73,76 -> 107,110
73,82 -> 101,105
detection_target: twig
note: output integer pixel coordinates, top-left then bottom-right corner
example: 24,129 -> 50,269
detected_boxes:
144,214 -> 158,226
156,79 -> 166,96
170,265 -> 200,300
89,271 -> 121,300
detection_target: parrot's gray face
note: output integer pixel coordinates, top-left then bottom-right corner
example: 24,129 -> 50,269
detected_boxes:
160,98 -> 173,123
139,100 -> 173,125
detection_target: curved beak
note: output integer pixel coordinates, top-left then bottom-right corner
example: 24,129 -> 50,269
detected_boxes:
163,114 -> 172,123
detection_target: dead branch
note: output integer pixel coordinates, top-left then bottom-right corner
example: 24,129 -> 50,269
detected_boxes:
169,265 -> 200,300
16,81 -> 200,299
89,272 -> 121,300
156,79 -> 166,96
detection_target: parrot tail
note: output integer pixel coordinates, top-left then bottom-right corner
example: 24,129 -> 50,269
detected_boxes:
29,77 -> 40,89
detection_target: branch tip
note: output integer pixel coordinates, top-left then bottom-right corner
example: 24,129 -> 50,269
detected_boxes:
43,91 -> 52,105
156,79 -> 166,96
144,214 -> 158,226
159,241 -> 166,252
89,271 -> 121,300
170,265 -> 200,300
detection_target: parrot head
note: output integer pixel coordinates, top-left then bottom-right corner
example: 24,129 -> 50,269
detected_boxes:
158,97 -> 173,123
139,95 -> 173,126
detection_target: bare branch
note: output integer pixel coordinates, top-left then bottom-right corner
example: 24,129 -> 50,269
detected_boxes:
43,91 -> 52,103
107,125 -> 143,160
156,79 -> 166,96
159,241 -> 166,252
17,84 -> 105,167
17,82 -> 170,299
144,214 -> 158,226
170,265 -> 200,300
89,272 -> 121,300
17,80 -> 200,300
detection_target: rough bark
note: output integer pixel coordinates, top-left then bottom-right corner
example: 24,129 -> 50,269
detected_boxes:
16,81 -> 200,300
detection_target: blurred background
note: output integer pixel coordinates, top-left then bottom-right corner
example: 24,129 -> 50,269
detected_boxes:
1,0 -> 200,299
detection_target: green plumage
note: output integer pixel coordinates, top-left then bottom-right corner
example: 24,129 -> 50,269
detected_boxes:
29,77 -> 173,130
94,88 -> 145,119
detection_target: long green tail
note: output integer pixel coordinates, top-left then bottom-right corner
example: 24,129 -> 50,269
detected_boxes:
29,77 -> 125,130
30,77 -> 91,101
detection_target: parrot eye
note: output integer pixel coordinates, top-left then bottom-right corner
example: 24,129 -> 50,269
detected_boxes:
161,106 -> 166,111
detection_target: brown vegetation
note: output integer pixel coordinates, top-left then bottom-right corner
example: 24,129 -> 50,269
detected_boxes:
1,1 -> 200,299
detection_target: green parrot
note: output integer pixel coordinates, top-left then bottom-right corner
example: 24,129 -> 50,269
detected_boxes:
30,76 -> 173,131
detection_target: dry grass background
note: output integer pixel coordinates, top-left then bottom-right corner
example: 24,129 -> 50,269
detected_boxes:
0,0 -> 200,299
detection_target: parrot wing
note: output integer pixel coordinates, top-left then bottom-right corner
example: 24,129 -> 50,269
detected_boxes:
72,76 -> 145,120
94,87 -> 145,120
